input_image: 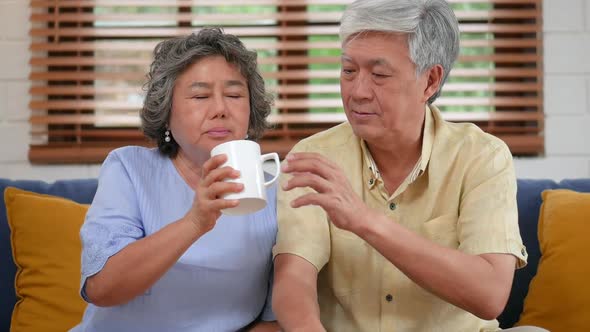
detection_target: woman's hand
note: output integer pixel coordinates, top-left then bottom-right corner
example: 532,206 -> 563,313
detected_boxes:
247,321 -> 282,332
185,154 -> 243,234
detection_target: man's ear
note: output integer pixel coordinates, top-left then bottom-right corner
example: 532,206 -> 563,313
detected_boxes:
422,64 -> 444,103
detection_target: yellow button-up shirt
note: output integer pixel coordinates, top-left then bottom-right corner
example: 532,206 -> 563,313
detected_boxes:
273,105 -> 528,332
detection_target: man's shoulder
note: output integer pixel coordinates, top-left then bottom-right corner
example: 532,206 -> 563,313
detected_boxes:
437,119 -> 510,157
291,122 -> 357,154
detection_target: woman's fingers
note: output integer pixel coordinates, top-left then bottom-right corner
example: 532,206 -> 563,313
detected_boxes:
205,181 -> 244,199
202,166 -> 240,187
202,154 -> 228,175
207,198 -> 240,211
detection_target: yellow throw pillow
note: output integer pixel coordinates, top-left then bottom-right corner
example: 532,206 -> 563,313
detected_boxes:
4,187 -> 88,332
517,189 -> 590,331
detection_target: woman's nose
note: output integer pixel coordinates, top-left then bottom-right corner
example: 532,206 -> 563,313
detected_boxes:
210,94 -> 228,118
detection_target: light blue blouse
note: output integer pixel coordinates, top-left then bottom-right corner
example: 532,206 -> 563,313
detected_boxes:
71,146 -> 277,332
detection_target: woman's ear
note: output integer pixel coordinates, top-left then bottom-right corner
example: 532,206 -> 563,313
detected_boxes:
423,64 -> 444,103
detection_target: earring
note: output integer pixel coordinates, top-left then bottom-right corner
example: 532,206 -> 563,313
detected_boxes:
164,130 -> 171,143
244,134 -> 249,139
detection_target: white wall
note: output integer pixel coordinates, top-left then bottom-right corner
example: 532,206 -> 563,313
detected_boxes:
0,0 -> 102,180
514,0 -> 590,179
0,0 -> 589,181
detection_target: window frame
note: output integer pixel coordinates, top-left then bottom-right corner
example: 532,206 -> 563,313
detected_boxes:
28,0 -> 543,163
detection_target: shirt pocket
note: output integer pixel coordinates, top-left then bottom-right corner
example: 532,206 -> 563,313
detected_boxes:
421,214 -> 459,249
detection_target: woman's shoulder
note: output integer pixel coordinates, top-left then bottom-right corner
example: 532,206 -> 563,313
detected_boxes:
101,146 -> 171,181
108,146 -> 162,162
104,146 -> 167,169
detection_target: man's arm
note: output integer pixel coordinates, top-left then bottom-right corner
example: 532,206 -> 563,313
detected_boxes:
282,152 -> 519,320
360,215 -> 516,320
272,254 -> 325,332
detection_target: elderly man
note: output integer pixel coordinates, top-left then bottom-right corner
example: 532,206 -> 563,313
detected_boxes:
271,1 -> 547,331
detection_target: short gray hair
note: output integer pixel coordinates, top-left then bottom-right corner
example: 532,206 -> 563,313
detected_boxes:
340,0 -> 460,104
141,27 -> 273,157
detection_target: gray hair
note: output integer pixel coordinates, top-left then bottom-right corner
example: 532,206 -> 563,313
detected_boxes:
141,27 -> 273,157
340,0 -> 460,104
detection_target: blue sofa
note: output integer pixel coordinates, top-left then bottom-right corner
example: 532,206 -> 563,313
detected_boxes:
1,177 -> 590,330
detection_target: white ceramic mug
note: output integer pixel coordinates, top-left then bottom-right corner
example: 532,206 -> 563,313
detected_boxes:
210,140 -> 280,216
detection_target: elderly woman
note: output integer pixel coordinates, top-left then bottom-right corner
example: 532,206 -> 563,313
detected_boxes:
71,28 -> 279,332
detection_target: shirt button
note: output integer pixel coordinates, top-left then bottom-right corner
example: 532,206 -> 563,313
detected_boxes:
521,248 -> 526,256
368,178 -> 374,185
389,202 -> 397,211
385,294 -> 393,302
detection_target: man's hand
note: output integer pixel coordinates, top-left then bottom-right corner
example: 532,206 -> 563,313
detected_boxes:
281,152 -> 374,233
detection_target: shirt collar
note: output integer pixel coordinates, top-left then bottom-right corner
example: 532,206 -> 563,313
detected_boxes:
361,139 -> 379,189
418,103 -> 435,177
361,104 -> 436,188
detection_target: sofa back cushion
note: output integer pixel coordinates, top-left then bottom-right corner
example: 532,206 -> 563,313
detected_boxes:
0,179 -> 97,332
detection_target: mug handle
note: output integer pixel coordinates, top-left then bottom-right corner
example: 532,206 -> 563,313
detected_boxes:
261,152 -> 280,187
